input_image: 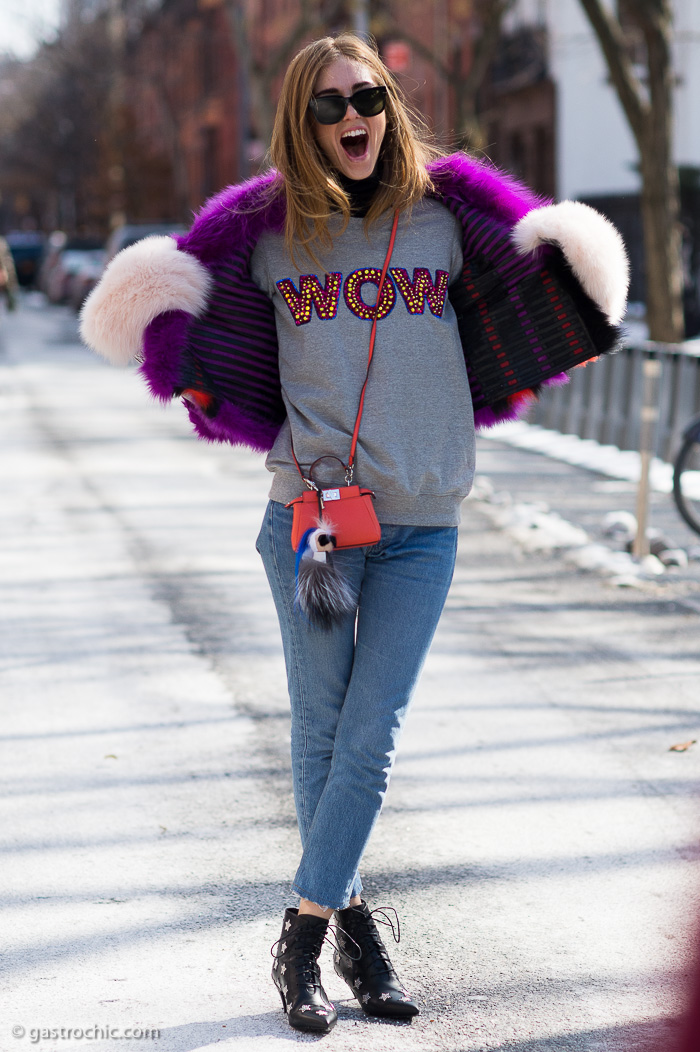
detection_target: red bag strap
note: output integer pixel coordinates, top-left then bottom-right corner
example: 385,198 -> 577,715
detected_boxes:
292,208 -> 400,488
346,208 -> 400,479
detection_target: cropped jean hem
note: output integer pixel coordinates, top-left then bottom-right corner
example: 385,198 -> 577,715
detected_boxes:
291,882 -> 346,912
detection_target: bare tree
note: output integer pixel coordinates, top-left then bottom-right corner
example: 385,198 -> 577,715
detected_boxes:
0,14 -> 115,233
220,0 -> 513,169
125,20 -> 192,219
222,0 -> 346,157
578,0 -> 683,341
382,0 -> 516,151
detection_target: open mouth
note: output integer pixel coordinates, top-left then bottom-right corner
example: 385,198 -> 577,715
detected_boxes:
340,128 -> 369,160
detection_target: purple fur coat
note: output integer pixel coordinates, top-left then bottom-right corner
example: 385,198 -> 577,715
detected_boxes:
137,152 -> 620,452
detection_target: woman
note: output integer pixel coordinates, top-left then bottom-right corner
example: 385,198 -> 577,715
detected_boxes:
81,34 -> 628,1034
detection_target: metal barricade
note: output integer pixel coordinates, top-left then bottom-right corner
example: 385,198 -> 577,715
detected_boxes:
528,341 -> 700,463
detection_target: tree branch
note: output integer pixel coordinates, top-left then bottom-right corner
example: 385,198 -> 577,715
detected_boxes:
247,0 -> 347,83
632,0 -> 668,22
461,0 -> 516,99
383,25 -> 452,84
637,0 -> 673,157
578,0 -> 649,146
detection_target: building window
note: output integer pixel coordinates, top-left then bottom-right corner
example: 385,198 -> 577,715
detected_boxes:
202,126 -> 219,200
201,10 -> 216,97
533,124 -> 553,199
509,130 -> 526,182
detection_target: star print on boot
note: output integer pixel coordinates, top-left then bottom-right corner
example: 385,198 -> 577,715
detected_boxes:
333,901 -> 419,1019
271,909 -> 337,1032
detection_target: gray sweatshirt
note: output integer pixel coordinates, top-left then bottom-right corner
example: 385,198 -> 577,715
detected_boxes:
250,199 -> 475,526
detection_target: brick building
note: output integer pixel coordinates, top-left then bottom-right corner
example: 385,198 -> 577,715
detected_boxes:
121,0 -> 556,222
123,0 -> 243,221
477,22 -> 556,200
122,0 -> 479,219
0,1 -> 559,237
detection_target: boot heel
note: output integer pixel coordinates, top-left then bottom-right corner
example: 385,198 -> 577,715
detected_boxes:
278,988 -> 287,1014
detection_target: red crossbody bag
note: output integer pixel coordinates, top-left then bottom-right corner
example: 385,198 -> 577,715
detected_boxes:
286,209 -> 400,551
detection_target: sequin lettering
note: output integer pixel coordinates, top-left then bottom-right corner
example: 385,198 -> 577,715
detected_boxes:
343,268 -> 396,321
275,266 -> 449,323
390,268 -> 449,317
276,272 -> 342,326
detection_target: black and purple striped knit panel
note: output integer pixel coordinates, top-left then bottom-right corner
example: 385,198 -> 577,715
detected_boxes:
445,200 -> 620,409
183,247 -> 285,428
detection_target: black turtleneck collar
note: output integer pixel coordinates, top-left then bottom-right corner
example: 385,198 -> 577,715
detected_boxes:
336,167 -> 381,218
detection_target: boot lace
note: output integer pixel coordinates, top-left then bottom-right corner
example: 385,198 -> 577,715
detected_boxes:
270,923 -> 361,988
340,905 -> 401,978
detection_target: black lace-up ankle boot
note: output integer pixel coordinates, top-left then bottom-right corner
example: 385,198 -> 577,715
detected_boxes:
271,908 -> 337,1032
334,901 -> 419,1019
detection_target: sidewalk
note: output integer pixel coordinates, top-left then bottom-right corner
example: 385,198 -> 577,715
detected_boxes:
3,300 -> 700,1052
474,423 -> 700,604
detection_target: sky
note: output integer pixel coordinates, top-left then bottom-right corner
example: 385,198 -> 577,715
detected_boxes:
0,0 -> 62,59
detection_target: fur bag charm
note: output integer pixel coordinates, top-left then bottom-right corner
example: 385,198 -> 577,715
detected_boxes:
294,524 -> 356,630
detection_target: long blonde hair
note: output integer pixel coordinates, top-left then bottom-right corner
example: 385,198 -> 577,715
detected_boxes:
270,34 -> 440,267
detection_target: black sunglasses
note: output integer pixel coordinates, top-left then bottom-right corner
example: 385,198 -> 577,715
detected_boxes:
309,85 -> 388,125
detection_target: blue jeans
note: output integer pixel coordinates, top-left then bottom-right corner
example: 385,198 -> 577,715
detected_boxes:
256,500 -> 457,910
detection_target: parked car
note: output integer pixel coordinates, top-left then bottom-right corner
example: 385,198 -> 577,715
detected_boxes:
66,250 -> 107,312
38,231 -> 69,296
104,222 -> 187,263
5,231 -> 45,287
45,239 -> 105,304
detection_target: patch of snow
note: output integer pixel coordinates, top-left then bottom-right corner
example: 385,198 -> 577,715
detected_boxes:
678,469 -> 700,501
487,421 -> 674,494
640,553 -> 666,575
473,483 -> 666,586
482,500 -> 588,553
602,511 -> 637,542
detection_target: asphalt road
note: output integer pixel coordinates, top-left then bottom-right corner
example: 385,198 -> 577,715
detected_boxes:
2,298 -> 700,1052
